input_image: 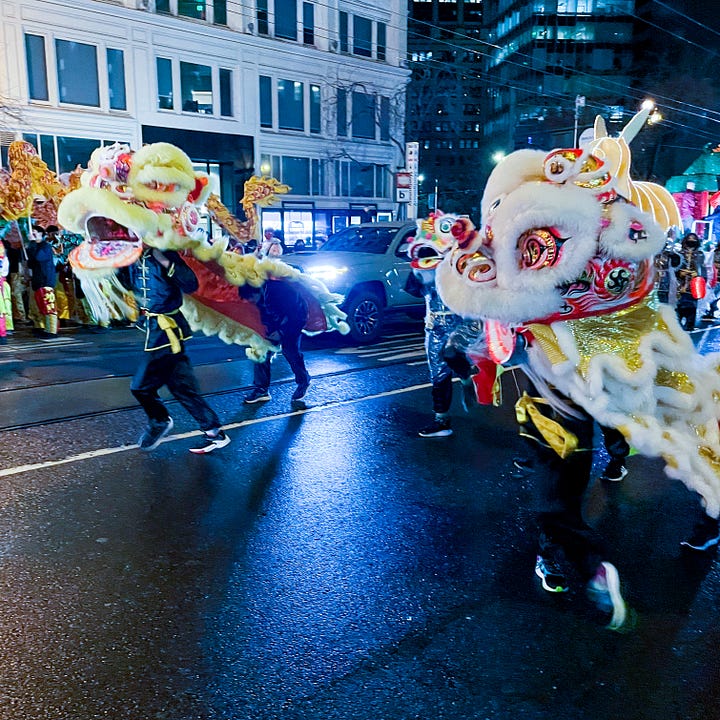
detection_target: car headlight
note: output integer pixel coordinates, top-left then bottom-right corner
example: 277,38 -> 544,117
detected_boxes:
306,265 -> 349,283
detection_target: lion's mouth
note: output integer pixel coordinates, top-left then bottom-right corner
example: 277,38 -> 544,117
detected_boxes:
87,215 -> 140,245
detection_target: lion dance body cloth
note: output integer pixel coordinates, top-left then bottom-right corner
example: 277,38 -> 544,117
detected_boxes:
435,107 -> 720,518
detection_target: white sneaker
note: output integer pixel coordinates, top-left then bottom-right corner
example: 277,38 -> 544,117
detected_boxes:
588,561 -> 628,631
189,430 -> 231,454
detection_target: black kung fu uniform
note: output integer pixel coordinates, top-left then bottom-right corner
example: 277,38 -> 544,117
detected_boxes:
129,248 -> 221,432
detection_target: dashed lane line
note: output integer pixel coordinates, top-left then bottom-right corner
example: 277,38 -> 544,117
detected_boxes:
0,380 -> 433,478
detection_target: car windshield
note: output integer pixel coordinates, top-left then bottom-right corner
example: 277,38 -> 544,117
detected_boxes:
321,227 -> 398,254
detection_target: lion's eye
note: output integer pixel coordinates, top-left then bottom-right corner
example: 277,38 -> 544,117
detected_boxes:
489,196 -> 503,212
517,228 -> 566,270
438,219 -> 453,234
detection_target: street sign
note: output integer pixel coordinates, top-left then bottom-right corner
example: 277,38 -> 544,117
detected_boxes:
396,188 -> 411,203
396,171 -> 412,189
405,141 -> 419,218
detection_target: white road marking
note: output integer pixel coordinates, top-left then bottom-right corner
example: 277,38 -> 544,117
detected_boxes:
0,381 -> 433,478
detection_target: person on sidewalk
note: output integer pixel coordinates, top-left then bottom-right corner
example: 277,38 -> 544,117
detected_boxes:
129,246 -> 230,454
239,279 -> 310,408
26,225 -> 58,340
0,240 -> 12,344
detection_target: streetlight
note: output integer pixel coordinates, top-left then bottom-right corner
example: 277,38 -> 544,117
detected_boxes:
492,151 -> 506,164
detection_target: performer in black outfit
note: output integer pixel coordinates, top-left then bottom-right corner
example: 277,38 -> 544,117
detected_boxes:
129,246 -> 230,454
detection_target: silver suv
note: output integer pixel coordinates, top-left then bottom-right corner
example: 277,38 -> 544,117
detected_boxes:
288,222 -> 421,342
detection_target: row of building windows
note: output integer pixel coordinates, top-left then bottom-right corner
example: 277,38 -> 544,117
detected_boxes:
156,57 -> 233,117
25,34 -> 126,111
17,133 -> 128,175
259,154 -> 391,198
153,0 -> 390,64
259,78 -> 391,141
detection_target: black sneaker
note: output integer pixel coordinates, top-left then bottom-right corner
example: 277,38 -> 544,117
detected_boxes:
681,516 -> 720,551
138,417 -> 174,451
535,554 -> 569,593
244,389 -> 271,404
600,460 -> 628,482
189,429 -> 231,454
291,381 -> 310,403
588,561 -> 630,631
418,418 -> 452,438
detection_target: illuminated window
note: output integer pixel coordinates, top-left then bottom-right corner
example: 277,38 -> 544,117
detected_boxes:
178,0 -> 205,20
56,40 -> 99,106
278,79 -> 304,131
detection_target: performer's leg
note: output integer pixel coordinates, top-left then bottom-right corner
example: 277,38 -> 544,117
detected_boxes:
281,326 -> 310,388
165,352 -> 222,432
130,353 -> 172,423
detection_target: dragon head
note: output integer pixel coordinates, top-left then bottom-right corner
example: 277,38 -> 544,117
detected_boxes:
58,142 -> 212,272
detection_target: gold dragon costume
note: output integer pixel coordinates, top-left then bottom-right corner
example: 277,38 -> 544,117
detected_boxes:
57,142 -> 348,361
435,106 -> 720,526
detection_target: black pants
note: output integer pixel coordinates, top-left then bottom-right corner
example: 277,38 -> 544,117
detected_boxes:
252,323 -> 310,392
677,298 -> 698,330
601,425 -> 630,463
520,398 -> 606,581
131,347 -> 221,431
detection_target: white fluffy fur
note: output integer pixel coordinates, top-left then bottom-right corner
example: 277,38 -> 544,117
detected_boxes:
529,305 -> 720,517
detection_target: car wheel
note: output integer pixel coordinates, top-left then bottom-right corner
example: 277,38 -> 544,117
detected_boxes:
345,290 -> 384,343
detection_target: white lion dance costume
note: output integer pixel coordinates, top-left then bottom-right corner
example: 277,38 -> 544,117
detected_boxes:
57,142 -> 348,360
436,107 -> 720,523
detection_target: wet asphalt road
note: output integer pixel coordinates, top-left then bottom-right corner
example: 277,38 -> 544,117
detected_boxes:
0,322 -> 720,719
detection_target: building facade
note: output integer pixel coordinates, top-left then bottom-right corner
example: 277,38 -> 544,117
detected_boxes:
0,0 -> 409,244
406,0 -> 484,216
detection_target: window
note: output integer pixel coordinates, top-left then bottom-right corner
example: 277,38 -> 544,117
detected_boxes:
178,0 -> 205,19
156,57 -> 174,110
278,79 -> 304,131
311,158 -> 324,195
379,96 -> 390,141
303,2 -> 314,45
351,91 -> 375,139
56,40 -> 99,106
310,84 -> 321,134
40,135 -> 56,172
257,0 -> 269,34
156,0 -> 170,11
180,61 -> 213,114
339,11 -> 349,52
377,22 -> 386,61
107,49 -> 126,111
25,34 -> 48,101
259,76 -> 273,127
214,0 -> 227,24
275,0 -> 297,40
57,136 -> 101,174
282,156 -> 310,194
220,68 -> 232,117
337,88 -> 347,136
353,16 -> 372,57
